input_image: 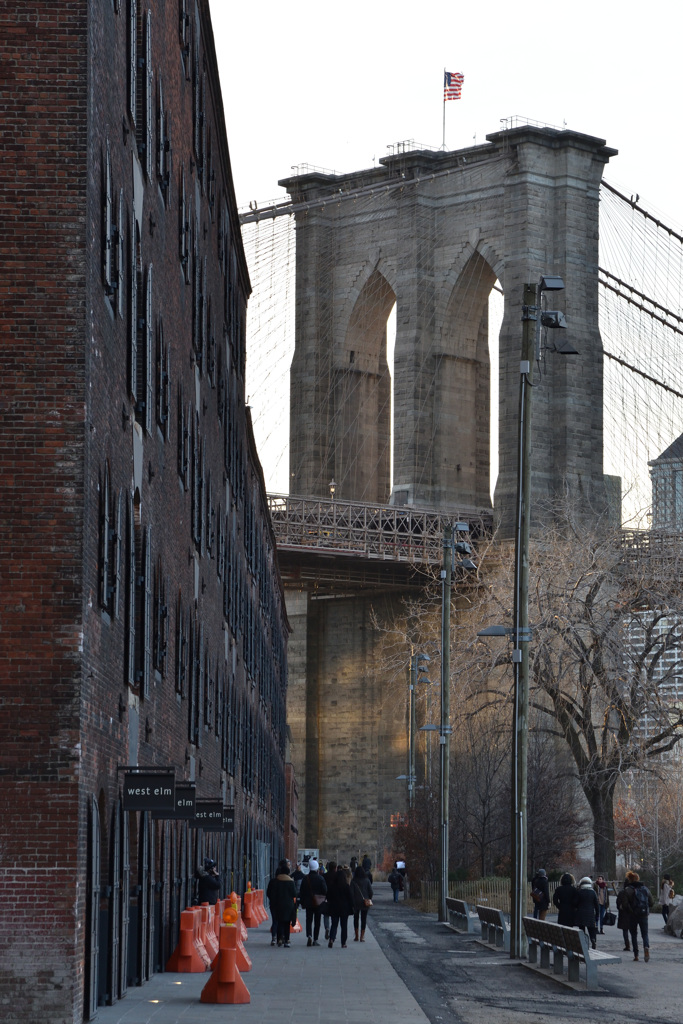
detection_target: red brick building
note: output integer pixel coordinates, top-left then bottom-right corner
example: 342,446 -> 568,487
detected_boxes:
0,2 -> 288,1020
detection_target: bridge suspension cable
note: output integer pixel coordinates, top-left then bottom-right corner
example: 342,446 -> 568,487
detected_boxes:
241,159 -> 683,528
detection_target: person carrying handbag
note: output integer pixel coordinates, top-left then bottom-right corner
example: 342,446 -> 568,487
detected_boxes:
299,858 -> 327,947
351,865 -> 373,942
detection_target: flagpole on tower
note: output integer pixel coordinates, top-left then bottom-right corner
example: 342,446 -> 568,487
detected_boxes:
442,70 -> 464,151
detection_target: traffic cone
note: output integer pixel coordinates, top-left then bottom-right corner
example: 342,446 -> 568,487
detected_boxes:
200,925 -> 250,1004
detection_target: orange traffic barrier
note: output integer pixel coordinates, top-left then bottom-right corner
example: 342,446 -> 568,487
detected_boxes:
254,889 -> 268,922
200,925 -> 250,1004
235,916 -> 252,973
242,890 -> 257,928
199,904 -> 220,964
291,910 -> 302,934
166,908 -> 212,972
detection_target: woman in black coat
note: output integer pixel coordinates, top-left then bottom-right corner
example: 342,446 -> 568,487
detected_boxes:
573,876 -> 599,949
327,865 -> 354,948
351,864 -> 373,942
267,860 -> 297,947
552,872 -> 577,926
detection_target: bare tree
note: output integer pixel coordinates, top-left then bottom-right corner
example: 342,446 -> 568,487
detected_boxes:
467,500 -> 683,877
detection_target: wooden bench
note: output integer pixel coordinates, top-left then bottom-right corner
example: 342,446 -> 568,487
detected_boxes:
522,916 -> 621,989
445,897 -> 476,934
476,905 -> 510,952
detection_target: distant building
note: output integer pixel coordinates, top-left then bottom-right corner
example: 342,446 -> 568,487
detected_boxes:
0,2 -> 288,1021
649,433 -> 683,529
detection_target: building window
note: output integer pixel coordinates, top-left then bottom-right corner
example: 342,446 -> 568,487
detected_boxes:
134,265 -> 153,435
177,387 -> 189,487
188,615 -> 204,747
139,524 -> 152,698
156,319 -> 170,440
128,0 -> 138,124
178,0 -> 190,78
205,650 -> 213,730
136,9 -> 153,180
157,77 -> 171,204
100,463 -> 122,618
126,492 -> 138,688
153,555 -> 168,680
175,591 -> 187,697
179,168 -> 190,282
129,219 -> 140,400
103,141 -> 114,297
115,189 -> 125,317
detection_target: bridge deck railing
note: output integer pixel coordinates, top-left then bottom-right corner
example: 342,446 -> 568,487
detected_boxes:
267,494 -> 492,566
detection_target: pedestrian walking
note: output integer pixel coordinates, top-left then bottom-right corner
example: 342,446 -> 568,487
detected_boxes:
660,874 -> 674,923
362,853 -> 373,882
323,861 -> 337,939
573,876 -> 599,949
327,864 -> 354,948
593,874 -> 610,933
624,869 -> 654,962
388,863 -> 404,903
291,862 -> 305,902
267,859 -> 297,948
552,872 -> 577,926
531,868 -> 550,920
299,858 -> 327,947
616,882 -> 632,952
351,864 -> 373,942
195,858 -> 221,905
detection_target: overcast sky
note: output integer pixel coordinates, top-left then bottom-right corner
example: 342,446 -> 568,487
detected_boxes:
212,0 -> 683,226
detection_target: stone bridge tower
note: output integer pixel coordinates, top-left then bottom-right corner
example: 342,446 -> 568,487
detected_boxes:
276,126 -> 616,864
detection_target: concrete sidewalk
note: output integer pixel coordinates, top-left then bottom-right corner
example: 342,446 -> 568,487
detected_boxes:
93,885 -> 428,1024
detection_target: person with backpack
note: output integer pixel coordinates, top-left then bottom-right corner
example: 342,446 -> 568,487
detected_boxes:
624,869 -> 654,961
530,868 -> 550,920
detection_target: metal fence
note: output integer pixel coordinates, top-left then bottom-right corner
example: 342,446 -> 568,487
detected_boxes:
413,878 -> 559,917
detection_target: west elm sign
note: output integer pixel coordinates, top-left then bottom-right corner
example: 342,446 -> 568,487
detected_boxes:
193,801 -> 235,832
152,781 -> 197,820
122,770 -> 175,812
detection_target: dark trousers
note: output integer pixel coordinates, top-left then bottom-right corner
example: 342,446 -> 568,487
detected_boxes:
276,920 -> 291,943
629,916 -> 649,955
662,904 -> 670,923
305,907 -> 323,940
579,923 -> 597,947
329,913 -> 349,945
353,905 -> 369,933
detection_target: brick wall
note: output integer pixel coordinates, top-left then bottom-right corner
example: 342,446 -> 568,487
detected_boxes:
0,3 -> 288,1020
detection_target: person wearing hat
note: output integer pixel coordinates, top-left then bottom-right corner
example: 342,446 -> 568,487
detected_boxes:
196,858 -> 221,905
573,876 -> 599,949
530,868 -> 550,920
299,858 -> 327,946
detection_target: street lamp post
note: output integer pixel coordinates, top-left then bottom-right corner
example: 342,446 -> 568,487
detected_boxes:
438,525 -> 452,922
480,276 -> 569,959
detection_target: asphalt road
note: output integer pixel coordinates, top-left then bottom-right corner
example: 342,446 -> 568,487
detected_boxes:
369,885 -> 683,1024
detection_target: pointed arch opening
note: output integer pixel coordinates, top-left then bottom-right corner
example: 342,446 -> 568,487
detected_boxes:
332,269 -> 396,503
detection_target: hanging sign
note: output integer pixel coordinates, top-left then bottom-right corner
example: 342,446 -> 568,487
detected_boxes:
192,800 -> 234,831
192,799 -> 225,830
121,770 -> 175,812
152,781 -> 196,820
174,782 -> 197,818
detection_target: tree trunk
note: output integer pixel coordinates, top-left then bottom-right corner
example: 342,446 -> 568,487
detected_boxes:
586,784 -> 617,878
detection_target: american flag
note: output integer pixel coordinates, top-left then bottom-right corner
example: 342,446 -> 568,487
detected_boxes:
444,71 -> 464,101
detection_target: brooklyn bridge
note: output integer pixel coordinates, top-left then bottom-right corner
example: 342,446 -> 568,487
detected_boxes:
241,122 -> 683,862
